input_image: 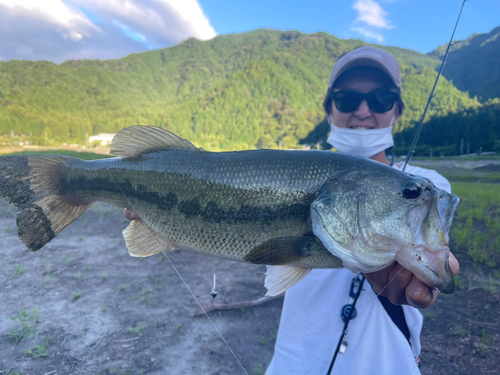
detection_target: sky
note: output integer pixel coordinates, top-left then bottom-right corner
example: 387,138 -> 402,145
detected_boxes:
0,0 -> 498,63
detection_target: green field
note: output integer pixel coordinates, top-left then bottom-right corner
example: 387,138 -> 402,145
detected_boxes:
451,182 -> 500,268
0,149 -> 114,160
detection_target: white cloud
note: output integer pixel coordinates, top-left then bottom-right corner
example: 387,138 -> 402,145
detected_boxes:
0,0 -> 216,62
350,0 -> 393,43
351,26 -> 384,43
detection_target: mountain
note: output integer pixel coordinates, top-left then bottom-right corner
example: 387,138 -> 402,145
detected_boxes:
0,29 -> 480,150
429,26 -> 500,102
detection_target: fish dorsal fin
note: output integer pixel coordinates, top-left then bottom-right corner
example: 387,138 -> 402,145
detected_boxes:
123,218 -> 175,257
264,265 -> 311,296
110,125 -> 204,158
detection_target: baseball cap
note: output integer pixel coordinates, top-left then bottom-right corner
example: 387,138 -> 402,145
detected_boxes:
327,46 -> 401,91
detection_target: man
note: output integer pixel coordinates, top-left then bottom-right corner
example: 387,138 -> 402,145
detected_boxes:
264,46 -> 459,374
125,46 -> 459,374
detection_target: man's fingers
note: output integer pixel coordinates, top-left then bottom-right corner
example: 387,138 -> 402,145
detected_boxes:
384,265 -> 412,305
124,208 -> 140,220
405,276 -> 438,309
449,252 -> 459,276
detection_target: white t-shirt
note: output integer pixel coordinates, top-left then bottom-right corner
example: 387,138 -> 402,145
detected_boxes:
265,163 -> 451,375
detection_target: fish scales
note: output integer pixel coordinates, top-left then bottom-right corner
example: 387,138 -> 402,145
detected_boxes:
57,149 -> 355,263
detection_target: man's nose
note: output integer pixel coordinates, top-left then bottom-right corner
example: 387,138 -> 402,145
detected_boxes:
353,99 -> 371,118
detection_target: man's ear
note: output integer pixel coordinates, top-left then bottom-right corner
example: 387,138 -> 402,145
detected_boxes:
391,112 -> 400,127
326,113 -> 333,125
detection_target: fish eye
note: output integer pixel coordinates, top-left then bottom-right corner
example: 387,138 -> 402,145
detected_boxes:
403,184 -> 421,199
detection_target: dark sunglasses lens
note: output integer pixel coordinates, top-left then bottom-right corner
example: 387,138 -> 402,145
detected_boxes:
332,91 -> 361,113
367,91 -> 398,113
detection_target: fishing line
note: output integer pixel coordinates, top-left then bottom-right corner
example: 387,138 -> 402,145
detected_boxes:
367,0 -> 416,44
107,171 -> 250,375
403,0 -> 468,171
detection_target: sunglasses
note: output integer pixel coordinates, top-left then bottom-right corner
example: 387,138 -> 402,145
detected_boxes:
331,90 -> 400,113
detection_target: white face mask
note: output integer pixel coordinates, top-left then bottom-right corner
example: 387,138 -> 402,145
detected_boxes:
326,114 -> 395,158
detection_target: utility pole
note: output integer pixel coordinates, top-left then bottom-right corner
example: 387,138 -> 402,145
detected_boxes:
460,138 -> 463,156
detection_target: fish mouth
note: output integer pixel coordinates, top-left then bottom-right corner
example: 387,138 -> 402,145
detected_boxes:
396,244 -> 454,294
396,191 -> 460,294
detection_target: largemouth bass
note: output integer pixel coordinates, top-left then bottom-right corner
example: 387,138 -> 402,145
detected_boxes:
0,125 -> 459,295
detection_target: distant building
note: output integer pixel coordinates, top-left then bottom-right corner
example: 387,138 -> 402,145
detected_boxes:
88,133 -> 115,145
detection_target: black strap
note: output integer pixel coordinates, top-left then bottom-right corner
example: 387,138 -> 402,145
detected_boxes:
326,274 -> 365,375
377,295 -> 411,344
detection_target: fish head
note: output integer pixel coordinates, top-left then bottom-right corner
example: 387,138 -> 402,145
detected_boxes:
311,170 -> 460,293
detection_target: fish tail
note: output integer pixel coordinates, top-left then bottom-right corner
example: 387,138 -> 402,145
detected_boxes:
0,155 -> 91,251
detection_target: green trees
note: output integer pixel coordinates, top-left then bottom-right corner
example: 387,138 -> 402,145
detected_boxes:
0,28 -> 494,151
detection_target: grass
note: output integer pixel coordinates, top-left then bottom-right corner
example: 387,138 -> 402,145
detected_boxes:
451,182 -> 500,267
127,322 -> 147,335
26,337 -> 50,358
2,149 -> 114,160
6,307 -> 39,343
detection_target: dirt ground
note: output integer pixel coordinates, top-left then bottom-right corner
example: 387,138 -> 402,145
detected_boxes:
0,159 -> 499,375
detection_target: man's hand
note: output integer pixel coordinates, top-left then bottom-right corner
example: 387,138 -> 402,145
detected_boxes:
364,252 -> 459,308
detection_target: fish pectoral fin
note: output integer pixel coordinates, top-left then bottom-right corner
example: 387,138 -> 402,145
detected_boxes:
264,265 -> 311,296
123,219 -> 174,257
110,125 -> 205,158
243,236 -> 321,265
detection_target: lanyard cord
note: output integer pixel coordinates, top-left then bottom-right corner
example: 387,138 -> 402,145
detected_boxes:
326,274 -> 365,375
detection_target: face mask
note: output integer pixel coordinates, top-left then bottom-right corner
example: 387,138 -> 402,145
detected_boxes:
326,114 -> 395,158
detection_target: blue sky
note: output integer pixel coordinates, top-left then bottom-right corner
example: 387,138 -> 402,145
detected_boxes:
0,0 -> 498,62
199,0 -> 500,53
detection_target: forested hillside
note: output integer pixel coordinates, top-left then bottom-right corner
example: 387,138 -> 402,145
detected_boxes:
394,101 -> 500,156
429,26 -> 500,102
0,29 -> 480,150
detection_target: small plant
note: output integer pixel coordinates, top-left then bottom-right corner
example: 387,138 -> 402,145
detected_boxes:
127,322 -> 147,335
73,291 -> 83,300
76,272 -> 83,281
481,328 -> 492,345
453,325 -> 468,338
102,306 -> 108,313
175,323 -> 182,330
119,284 -> 127,291
453,275 -> 464,290
252,363 -> 265,375
487,276 -> 498,293
62,253 -> 70,265
14,264 -> 26,277
26,337 -> 50,358
258,336 -> 268,345
6,307 -> 39,343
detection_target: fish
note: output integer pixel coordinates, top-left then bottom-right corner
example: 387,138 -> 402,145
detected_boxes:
0,125 -> 460,295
